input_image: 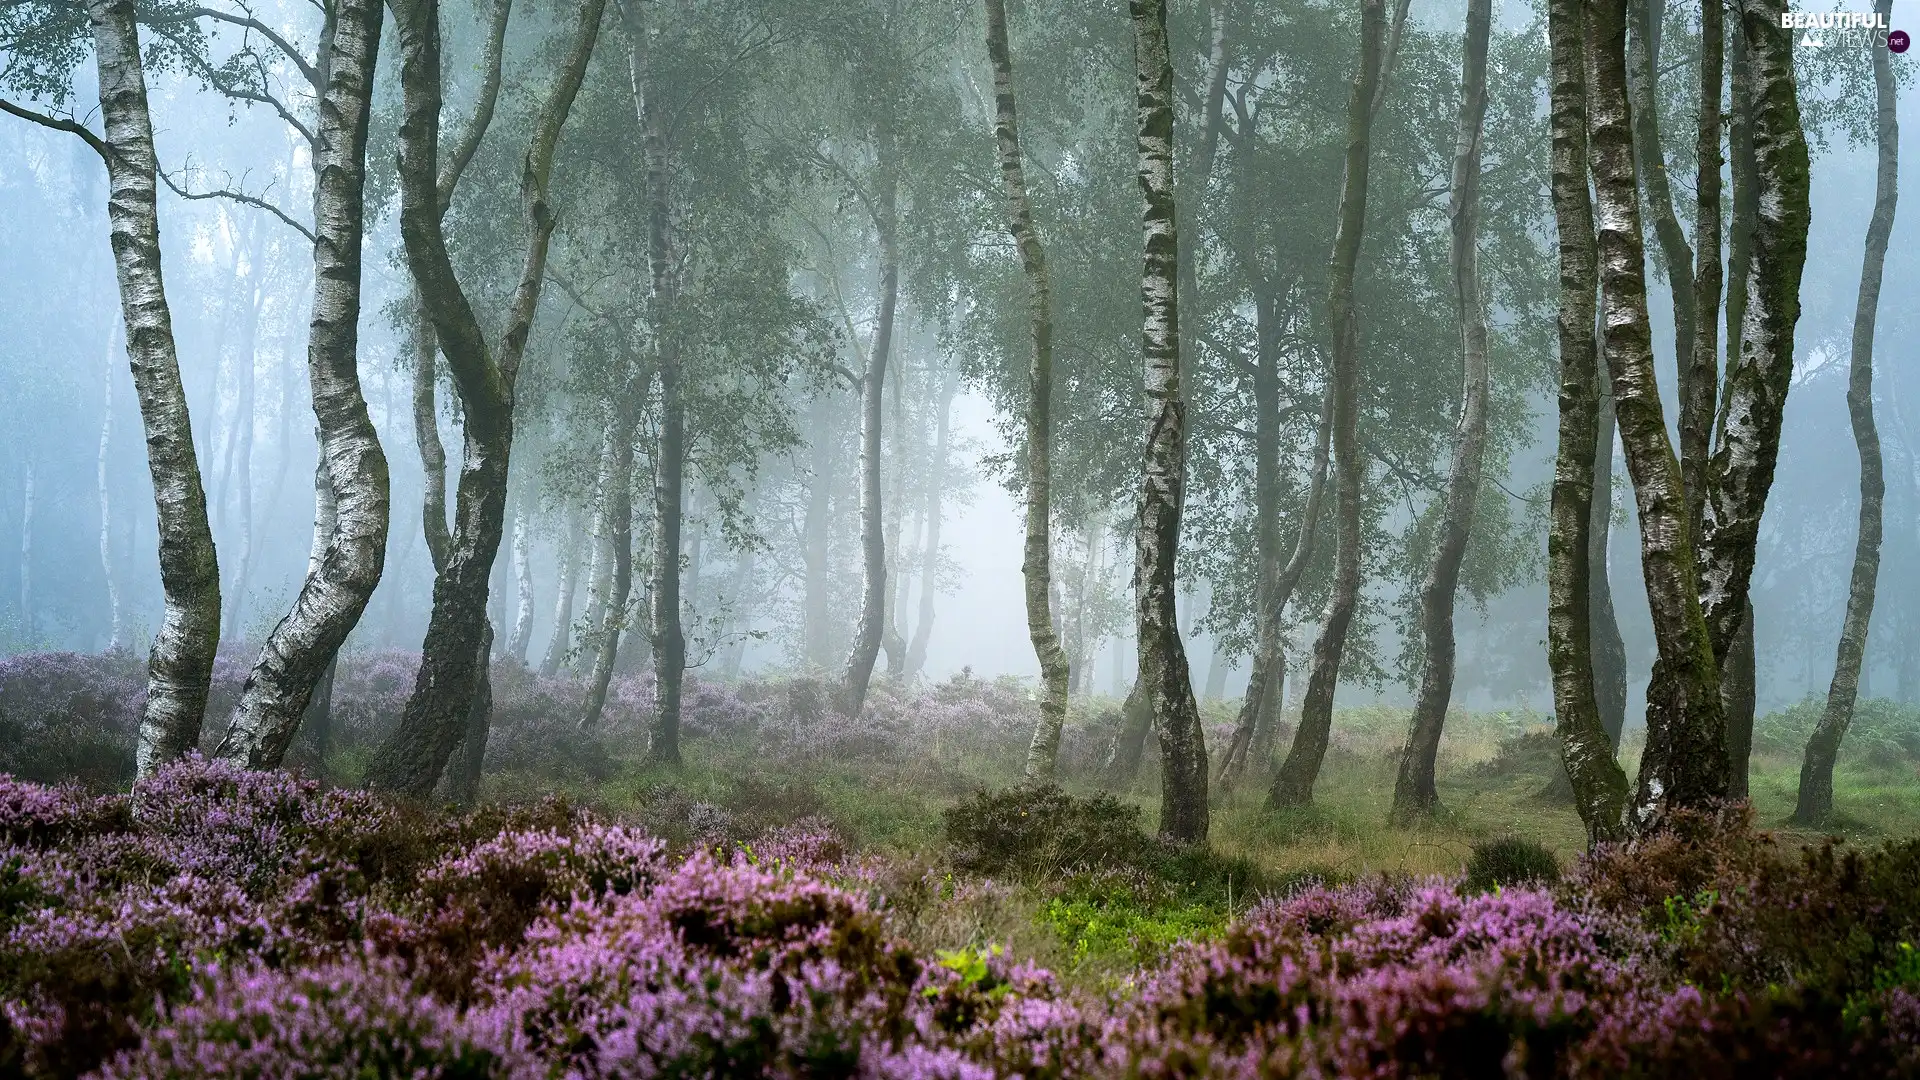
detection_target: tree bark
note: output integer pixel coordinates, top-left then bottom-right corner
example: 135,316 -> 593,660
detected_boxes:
1625,0 -> 1703,527
1796,0 -> 1893,827
219,0 -> 390,770
1219,390 -> 1331,794
1267,0 -> 1387,812
1686,0 -> 1724,537
905,362 -> 959,679
1545,0 -> 1630,844
1720,19 -> 1760,791
581,406 -> 636,728
449,621 -> 492,804
1589,0 -> 1728,830
882,363 -> 911,678
539,511 -> 582,677
1696,0 -> 1810,666
83,0 -> 223,777
1131,0 -> 1207,845
1391,0 -> 1493,824
412,295 -> 449,573
839,126 -> 899,718
365,0 -> 603,798
1591,392 -> 1629,748
984,0 -> 1072,782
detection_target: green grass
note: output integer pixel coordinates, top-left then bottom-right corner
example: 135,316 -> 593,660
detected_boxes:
464,694 -> 1920,987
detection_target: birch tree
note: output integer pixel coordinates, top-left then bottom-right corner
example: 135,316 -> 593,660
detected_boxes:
1796,0 -> 1894,826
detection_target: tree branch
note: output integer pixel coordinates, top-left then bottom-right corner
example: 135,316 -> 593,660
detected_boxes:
0,97 -> 109,161
158,165 -> 315,242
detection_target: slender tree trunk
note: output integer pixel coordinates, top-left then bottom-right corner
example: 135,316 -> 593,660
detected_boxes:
1720,21 -> 1760,790
506,503 -> 534,663
1391,0 -> 1493,824
81,0 -> 223,776
1686,0 -> 1724,537
582,408 -> 636,728
1590,0 -> 1729,829
99,322 -> 124,650
1696,0 -> 1810,665
839,127 -> 899,718
1203,643 -> 1230,702
1591,394 -> 1629,747
580,430 -> 616,649
1131,0 -> 1207,844
905,362 -> 959,679
985,0 -> 1071,782
1796,0 -> 1893,826
1545,0 -> 1630,844
882,360 -> 910,678
1268,0 -> 1387,812
1218,319 -> 1333,795
616,0 -> 687,766
412,297 -> 450,573
220,310 -> 257,639
366,0 -> 603,797
539,512 -> 582,677
1625,0 -> 1704,527
802,394 -> 837,668
219,0 -> 390,770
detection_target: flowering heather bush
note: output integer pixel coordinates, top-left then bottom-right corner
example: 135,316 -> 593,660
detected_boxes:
3,759 -> 1918,1077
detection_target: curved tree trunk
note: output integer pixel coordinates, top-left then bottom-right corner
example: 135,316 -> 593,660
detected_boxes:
1219,390 -> 1331,795
1391,0 -> 1492,824
1721,19 -> 1760,791
581,406 -> 636,728
839,129 -> 899,718
1796,0 -> 1893,826
1545,0 -> 1630,844
1132,0 -> 1207,844
1589,0 -> 1728,830
1625,0 -> 1703,527
1268,0 -> 1387,812
412,295 -> 450,574
366,0 -> 603,797
84,0 -> 223,777
1696,0 -> 1809,669
1590,392 -> 1628,748
985,0 -> 1071,783
219,0 -> 390,769
1686,0 -> 1724,538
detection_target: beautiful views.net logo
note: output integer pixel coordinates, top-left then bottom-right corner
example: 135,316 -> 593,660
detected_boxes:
1781,9 -> 1910,50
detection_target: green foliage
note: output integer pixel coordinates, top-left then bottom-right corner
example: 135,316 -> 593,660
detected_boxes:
1754,697 -> 1920,768
1463,835 -> 1562,894
943,785 -> 1151,879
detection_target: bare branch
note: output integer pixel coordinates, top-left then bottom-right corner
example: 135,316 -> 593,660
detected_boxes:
184,5 -> 320,88
158,165 -> 315,242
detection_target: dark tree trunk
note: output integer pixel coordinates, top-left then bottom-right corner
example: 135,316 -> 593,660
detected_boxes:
449,622 -> 492,804
1591,392 -> 1629,748
1589,0 -> 1728,830
1218,390 -> 1331,795
1268,0 -> 1387,812
1545,0 -> 1630,844
1390,0 -> 1493,824
985,0 -> 1071,782
220,0 -> 390,769
1796,0 -> 1892,826
365,0 -> 603,798
1686,0 -> 1724,537
1131,0 -> 1208,845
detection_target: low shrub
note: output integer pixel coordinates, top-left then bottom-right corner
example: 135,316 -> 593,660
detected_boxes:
943,785 -> 1151,879
1463,835 -> 1561,893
